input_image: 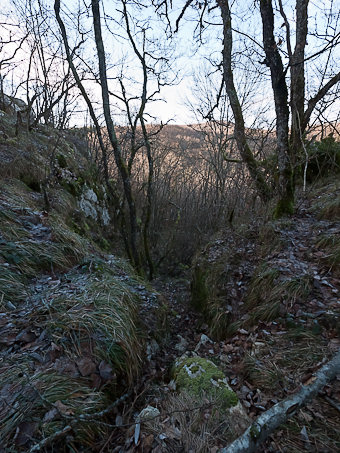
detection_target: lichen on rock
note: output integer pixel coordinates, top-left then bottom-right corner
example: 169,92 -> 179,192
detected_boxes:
173,356 -> 238,409
79,184 -> 111,225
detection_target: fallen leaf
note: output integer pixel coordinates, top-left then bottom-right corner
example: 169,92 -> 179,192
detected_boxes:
99,360 -> 114,380
76,356 -> 97,377
300,425 -> 310,442
90,373 -> 102,389
298,410 -> 313,423
0,332 -> 17,345
303,376 -> 317,386
43,408 -> 59,423
140,434 -> 154,452
55,400 -> 74,416
115,415 -> 123,426
14,422 -> 38,446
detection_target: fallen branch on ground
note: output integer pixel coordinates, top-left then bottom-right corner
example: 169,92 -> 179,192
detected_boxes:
219,349 -> 340,453
29,392 -> 131,452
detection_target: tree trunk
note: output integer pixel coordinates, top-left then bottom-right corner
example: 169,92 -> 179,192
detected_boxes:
290,0 -> 309,169
91,0 -> 141,272
54,0 -> 119,212
218,0 -> 272,203
260,0 -> 294,217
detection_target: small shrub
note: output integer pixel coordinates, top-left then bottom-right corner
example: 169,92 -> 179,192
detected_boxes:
306,136 -> 340,182
56,153 -> 67,168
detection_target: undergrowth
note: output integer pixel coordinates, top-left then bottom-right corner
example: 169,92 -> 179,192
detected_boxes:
246,264 -> 312,323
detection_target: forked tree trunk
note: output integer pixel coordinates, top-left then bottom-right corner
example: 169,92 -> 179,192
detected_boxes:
218,0 -> 272,203
290,0 -> 309,169
260,0 -> 294,217
55,0 -> 141,271
91,0 -> 141,272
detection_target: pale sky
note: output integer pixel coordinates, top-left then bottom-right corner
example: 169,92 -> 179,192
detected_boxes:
1,0 -> 339,127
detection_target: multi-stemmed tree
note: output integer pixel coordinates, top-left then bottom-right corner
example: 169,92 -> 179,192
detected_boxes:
154,0 -> 340,216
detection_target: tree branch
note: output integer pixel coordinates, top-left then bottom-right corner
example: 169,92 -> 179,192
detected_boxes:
219,349 -> 340,453
303,71 -> 340,131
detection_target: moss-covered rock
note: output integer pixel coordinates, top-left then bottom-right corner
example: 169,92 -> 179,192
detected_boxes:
173,356 -> 238,409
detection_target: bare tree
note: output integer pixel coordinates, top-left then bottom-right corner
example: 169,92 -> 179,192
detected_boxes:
154,0 -> 340,216
55,0 -> 175,276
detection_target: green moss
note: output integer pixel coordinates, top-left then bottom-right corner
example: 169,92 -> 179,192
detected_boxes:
250,423 -> 261,439
6,137 -> 18,146
190,266 -> 208,312
274,196 -> 294,218
61,180 -> 82,197
97,237 -> 110,251
92,184 -> 105,202
78,165 -> 99,185
56,153 -> 67,168
274,169 -> 295,218
173,357 -> 238,409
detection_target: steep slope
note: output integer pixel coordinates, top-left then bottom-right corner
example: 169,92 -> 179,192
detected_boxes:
129,179 -> 339,452
1,107 -> 339,452
0,111 -> 159,451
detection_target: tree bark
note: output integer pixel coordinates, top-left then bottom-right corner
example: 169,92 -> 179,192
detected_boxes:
288,0 -> 309,179
260,0 -> 293,217
302,71 -> 340,131
91,0 -> 141,271
219,349 -> 340,453
218,0 -> 272,203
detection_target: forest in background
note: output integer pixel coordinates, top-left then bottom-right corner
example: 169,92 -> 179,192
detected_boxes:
0,1 -> 340,451
1,0 -> 339,278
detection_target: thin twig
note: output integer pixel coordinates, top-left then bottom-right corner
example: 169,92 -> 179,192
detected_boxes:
29,425 -> 73,453
324,395 -> 340,413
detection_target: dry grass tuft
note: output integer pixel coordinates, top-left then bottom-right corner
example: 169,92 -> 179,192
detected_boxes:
257,221 -> 287,257
246,264 -> 312,323
0,360 -> 109,449
309,179 -> 340,221
46,266 -> 143,384
0,263 -> 144,449
0,264 -> 28,305
146,391 -> 249,453
0,181 -> 90,305
316,234 -> 340,277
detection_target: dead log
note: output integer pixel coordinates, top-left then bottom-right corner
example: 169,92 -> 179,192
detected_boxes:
220,349 -> 340,453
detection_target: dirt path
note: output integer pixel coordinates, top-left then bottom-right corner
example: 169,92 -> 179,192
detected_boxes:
126,191 -> 340,452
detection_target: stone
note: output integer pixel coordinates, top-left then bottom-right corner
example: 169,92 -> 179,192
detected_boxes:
78,185 -> 111,226
137,405 -> 160,422
174,335 -> 188,353
173,356 -> 238,409
146,339 -> 160,360
194,333 -> 213,351
79,196 -> 98,220
0,92 -> 35,121
101,206 -> 110,225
